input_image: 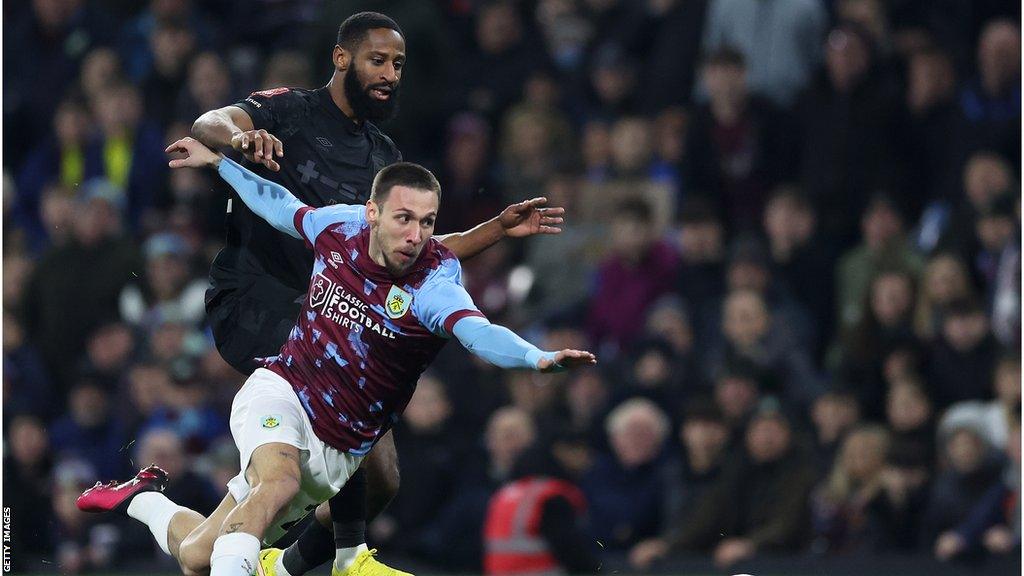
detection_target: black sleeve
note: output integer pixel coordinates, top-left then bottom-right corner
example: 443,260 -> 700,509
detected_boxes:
233,87 -> 295,132
538,496 -> 600,574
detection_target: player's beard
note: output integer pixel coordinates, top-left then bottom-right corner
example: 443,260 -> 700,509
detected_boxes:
344,67 -> 400,122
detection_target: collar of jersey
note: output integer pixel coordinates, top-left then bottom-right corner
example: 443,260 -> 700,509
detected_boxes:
316,86 -> 365,135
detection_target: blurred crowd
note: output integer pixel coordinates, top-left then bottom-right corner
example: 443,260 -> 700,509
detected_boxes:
2,0 -> 1021,573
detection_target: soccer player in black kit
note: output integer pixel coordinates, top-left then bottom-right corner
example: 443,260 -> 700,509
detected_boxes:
189,12 -> 564,576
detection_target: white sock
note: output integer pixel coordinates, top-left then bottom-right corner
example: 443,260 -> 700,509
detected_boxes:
126,492 -> 188,556
334,543 -> 368,572
274,550 -> 293,576
210,533 -> 261,576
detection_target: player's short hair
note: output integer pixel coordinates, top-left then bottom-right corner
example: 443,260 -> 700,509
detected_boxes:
337,12 -> 404,52
370,162 -> 442,204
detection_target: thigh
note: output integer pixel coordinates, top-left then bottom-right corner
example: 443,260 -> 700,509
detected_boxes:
361,429 -> 399,481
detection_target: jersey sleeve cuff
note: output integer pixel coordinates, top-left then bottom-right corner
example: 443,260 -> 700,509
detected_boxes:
293,206 -> 315,248
443,309 -> 486,337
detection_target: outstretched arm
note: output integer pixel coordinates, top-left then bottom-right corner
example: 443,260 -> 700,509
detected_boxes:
438,197 -> 564,260
451,316 -> 595,372
166,137 -> 304,238
192,105 -> 284,171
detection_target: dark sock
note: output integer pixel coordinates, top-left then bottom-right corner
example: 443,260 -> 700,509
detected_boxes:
282,519 -> 335,576
331,469 -> 367,548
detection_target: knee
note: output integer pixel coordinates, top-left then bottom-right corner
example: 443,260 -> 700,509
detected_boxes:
380,463 -> 400,499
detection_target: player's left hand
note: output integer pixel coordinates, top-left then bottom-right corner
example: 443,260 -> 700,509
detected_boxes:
499,197 -> 565,238
538,349 -> 596,373
166,137 -> 222,169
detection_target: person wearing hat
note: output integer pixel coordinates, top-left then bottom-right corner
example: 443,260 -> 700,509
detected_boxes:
120,232 -> 207,329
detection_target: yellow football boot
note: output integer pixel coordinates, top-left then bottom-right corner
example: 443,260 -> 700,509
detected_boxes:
332,548 -> 412,576
256,548 -> 284,576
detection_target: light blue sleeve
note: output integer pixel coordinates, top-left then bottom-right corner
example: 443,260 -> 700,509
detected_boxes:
411,257 -> 483,337
451,316 -> 559,371
295,204 -> 366,246
217,157 -> 366,246
217,157 -> 305,239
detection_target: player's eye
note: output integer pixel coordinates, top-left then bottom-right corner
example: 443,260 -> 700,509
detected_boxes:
423,219 -> 434,227
372,58 -> 385,65
394,61 -> 404,70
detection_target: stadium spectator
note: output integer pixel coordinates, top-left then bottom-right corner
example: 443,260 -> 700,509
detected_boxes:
799,25 -> 902,249
913,252 -> 975,341
811,425 -> 891,553
140,21 -> 197,129
674,198 -> 726,321
48,380 -> 128,479
587,198 -> 679,356
837,268 -> 918,419
21,183 -> 140,392
939,355 -> 1020,451
14,99 -> 92,251
763,186 -> 835,352
960,20 -> 1021,158
4,415 -> 54,570
119,232 -> 207,329
927,298 -> 1000,409
900,47 -> 970,207
685,48 -> 797,231
860,440 -> 932,552
707,288 -> 821,409
3,312 -> 53,419
711,361 -> 762,442
810,389 -> 862,474
87,82 -> 169,228
836,194 -> 924,332
885,378 -> 936,465
629,397 -> 730,569
581,398 -> 671,551
922,426 -> 1005,548
635,400 -> 816,568
934,411 -> 1021,562
78,322 -> 136,390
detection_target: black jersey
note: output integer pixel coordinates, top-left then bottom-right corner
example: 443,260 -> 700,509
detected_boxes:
209,86 -> 403,295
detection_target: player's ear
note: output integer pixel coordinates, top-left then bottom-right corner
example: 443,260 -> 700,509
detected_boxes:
366,200 -> 379,224
333,45 -> 349,71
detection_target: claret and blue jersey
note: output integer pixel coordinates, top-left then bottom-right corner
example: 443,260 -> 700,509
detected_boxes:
215,157 -> 554,457
268,202 -> 483,454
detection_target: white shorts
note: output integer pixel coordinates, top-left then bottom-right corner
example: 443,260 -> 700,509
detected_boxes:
226,368 -> 362,545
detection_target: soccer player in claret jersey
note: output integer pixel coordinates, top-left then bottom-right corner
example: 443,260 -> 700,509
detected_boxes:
76,136 -> 597,576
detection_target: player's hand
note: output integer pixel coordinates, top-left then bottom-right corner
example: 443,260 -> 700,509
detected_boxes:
166,137 -> 223,169
231,129 -> 284,171
499,197 -> 564,238
537,349 -> 596,373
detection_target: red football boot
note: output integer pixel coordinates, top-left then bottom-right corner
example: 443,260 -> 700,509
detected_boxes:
76,465 -> 169,514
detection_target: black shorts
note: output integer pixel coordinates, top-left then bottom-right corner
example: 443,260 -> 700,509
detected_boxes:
206,276 -> 305,376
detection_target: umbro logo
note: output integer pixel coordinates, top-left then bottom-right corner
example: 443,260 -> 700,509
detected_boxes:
316,136 -> 333,147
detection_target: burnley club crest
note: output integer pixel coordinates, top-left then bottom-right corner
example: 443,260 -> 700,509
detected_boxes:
386,285 -> 412,319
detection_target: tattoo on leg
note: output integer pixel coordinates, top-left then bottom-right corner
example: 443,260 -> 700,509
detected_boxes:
225,522 -> 245,534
